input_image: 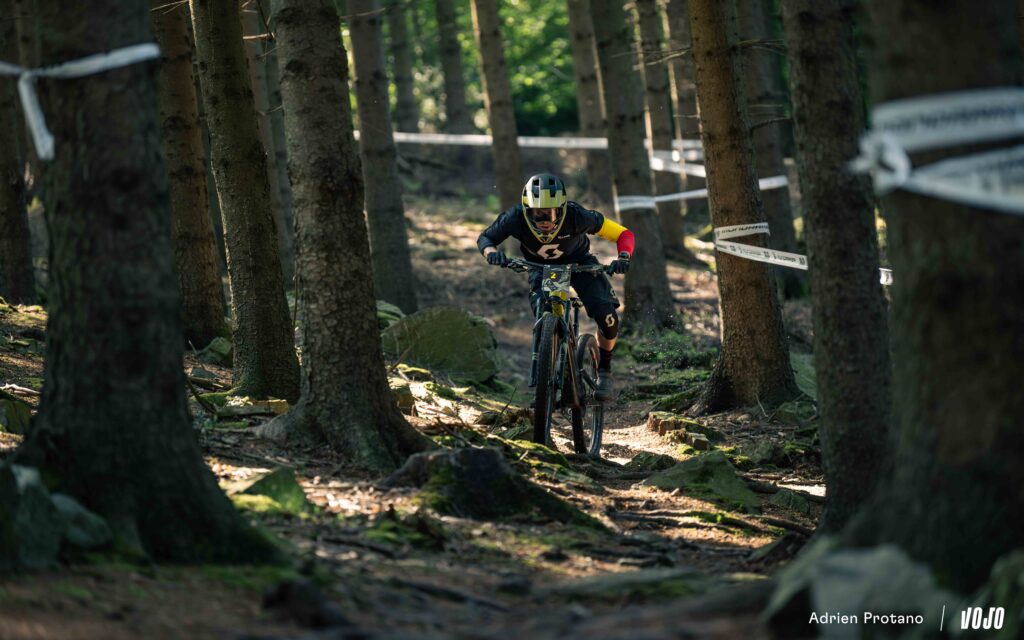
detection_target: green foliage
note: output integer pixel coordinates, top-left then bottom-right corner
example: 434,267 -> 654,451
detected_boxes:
631,331 -> 718,369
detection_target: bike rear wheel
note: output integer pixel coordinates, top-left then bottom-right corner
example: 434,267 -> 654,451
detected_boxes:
571,333 -> 604,457
533,314 -> 561,446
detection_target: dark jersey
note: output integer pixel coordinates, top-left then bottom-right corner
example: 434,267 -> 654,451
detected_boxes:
476,201 -> 607,264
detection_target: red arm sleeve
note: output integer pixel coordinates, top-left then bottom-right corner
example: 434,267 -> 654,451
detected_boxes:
616,230 -> 635,257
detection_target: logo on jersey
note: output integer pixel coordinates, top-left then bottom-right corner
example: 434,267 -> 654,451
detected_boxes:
605,313 -> 616,327
536,244 -> 564,260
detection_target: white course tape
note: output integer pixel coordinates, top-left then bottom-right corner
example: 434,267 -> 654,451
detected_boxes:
851,87 -> 1024,213
708,222 -> 891,285
615,174 -> 788,213
380,130 -> 705,152
1,43 -> 161,161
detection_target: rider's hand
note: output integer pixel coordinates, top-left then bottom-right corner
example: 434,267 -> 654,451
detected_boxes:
609,252 -> 631,274
486,250 -> 508,267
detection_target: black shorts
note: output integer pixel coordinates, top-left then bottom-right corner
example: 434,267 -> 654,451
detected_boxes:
528,255 -> 620,320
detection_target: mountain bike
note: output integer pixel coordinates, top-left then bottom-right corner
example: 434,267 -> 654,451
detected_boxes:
503,258 -> 614,457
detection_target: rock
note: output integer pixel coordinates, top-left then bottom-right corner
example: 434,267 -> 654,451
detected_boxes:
186,365 -> 218,380
626,452 -> 677,472
642,450 -> 760,513
739,440 -> 780,466
0,464 -> 65,569
772,399 -> 817,424
0,390 -> 32,435
198,336 -> 233,367
225,467 -> 313,515
686,433 -> 710,450
768,489 -> 810,515
380,307 -> 498,383
682,421 -> 725,442
389,379 -> 417,416
51,493 -> 112,550
376,300 -> 405,330
645,411 -> 690,436
383,447 -> 603,528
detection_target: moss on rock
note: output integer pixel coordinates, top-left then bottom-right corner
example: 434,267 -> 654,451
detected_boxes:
643,450 -> 761,513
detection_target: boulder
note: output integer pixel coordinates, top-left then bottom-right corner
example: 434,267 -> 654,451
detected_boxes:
225,467 -> 313,516
686,433 -> 710,451
389,379 -> 417,416
0,464 -> 64,569
198,336 -> 233,367
768,488 -> 810,515
51,493 -> 112,550
626,452 -> 678,472
383,447 -> 603,528
376,300 -> 405,330
642,450 -> 760,513
380,307 -> 498,383
0,390 -> 32,435
645,411 -> 691,436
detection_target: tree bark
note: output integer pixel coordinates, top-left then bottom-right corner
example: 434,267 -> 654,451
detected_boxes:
592,0 -> 676,330
636,0 -> 687,259
261,0 -> 430,473
151,0 -> 226,347
663,0 -> 706,220
385,0 -> 420,132
241,2 -> 294,286
686,0 -> 798,414
566,0 -> 612,206
435,0 -> 473,133
348,0 -> 419,314
190,0 -> 299,402
780,0 -> 891,532
737,0 -> 803,298
845,0 -> 1024,591
15,0 -> 279,563
0,2 -> 35,305
470,0 -> 523,210
263,19 -> 294,264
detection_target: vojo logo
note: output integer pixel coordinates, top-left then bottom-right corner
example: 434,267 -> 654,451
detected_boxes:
960,607 -> 1004,631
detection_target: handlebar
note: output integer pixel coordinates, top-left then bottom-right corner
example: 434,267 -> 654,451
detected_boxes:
503,257 -> 616,276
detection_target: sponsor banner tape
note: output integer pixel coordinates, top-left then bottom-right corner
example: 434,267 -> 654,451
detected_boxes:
1,44 -> 161,161
615,174 -> 788,213
851,87 -> 1024,212
377,130 -> 704,151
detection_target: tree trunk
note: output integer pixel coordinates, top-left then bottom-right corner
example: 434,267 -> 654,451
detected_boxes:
845,0 -> 1024,591
15,0 -> 279,563
348,0 -> 419,314
0,3 -> 35,305
663,0 -> 706,220
591,0 -> 676,330
636,0 -> 687,260
686,0 -> 798,414
435,0 -> 473,133
263,21 -> 294,265
470,0 -> 523,210
260,0 -> 430,473
12,0 -> 40,191
780,0 -> 891,532
190,0 -> 299,402
737,0 -> 803,298
385,0 -> 419,132
151,0 -> 226,347
241,2 -> 294,286
566,0 -> 612,207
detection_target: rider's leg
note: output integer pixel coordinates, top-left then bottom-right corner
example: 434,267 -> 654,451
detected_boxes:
572,267 -> 621,400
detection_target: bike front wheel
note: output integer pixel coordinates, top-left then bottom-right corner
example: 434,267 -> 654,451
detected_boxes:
571,333 -> 604,457
533,314 -> 561,446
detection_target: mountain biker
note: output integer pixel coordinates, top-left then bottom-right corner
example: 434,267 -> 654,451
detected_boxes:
477,173 -> 634,401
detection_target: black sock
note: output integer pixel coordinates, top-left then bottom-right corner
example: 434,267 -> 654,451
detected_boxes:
598,348 -> 613,371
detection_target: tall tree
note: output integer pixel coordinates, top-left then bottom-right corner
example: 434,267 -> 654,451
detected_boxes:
845,0 -> 1024,591
190,0 -> 299,402
591,0 -> 676,329
263,16 -> 294,255
566,0 -> 612,206
241,0 -> 295,286
636,0 -> 687,259
259,0 -> 430,472
0,1 -> 35,305
780,0 -> 890,531
348,0 -> 419,313
686,0 -> 798,413
737,0 -> 802,298
470,0 -> 523,210
663,0 -> 705,218
151,0 -> 226,347
16,0 -> 278,562
385,0 -> 420,132
435,0 -> 473,133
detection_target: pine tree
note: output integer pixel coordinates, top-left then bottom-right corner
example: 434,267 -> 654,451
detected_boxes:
566,0 -> 612,206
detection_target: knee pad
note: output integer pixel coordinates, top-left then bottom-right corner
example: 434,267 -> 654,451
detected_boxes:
596,309 -> 619,340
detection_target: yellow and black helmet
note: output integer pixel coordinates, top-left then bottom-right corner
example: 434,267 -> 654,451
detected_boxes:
521,173 -> 568,242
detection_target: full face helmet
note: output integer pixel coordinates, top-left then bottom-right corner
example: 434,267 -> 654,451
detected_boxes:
521,173 -> 568,243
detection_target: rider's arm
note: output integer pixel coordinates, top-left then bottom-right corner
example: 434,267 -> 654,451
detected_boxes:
595,218 -> 635,258
477,208 -> 517,256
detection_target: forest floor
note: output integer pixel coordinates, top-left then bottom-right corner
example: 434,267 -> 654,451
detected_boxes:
0,197 -> 824,639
